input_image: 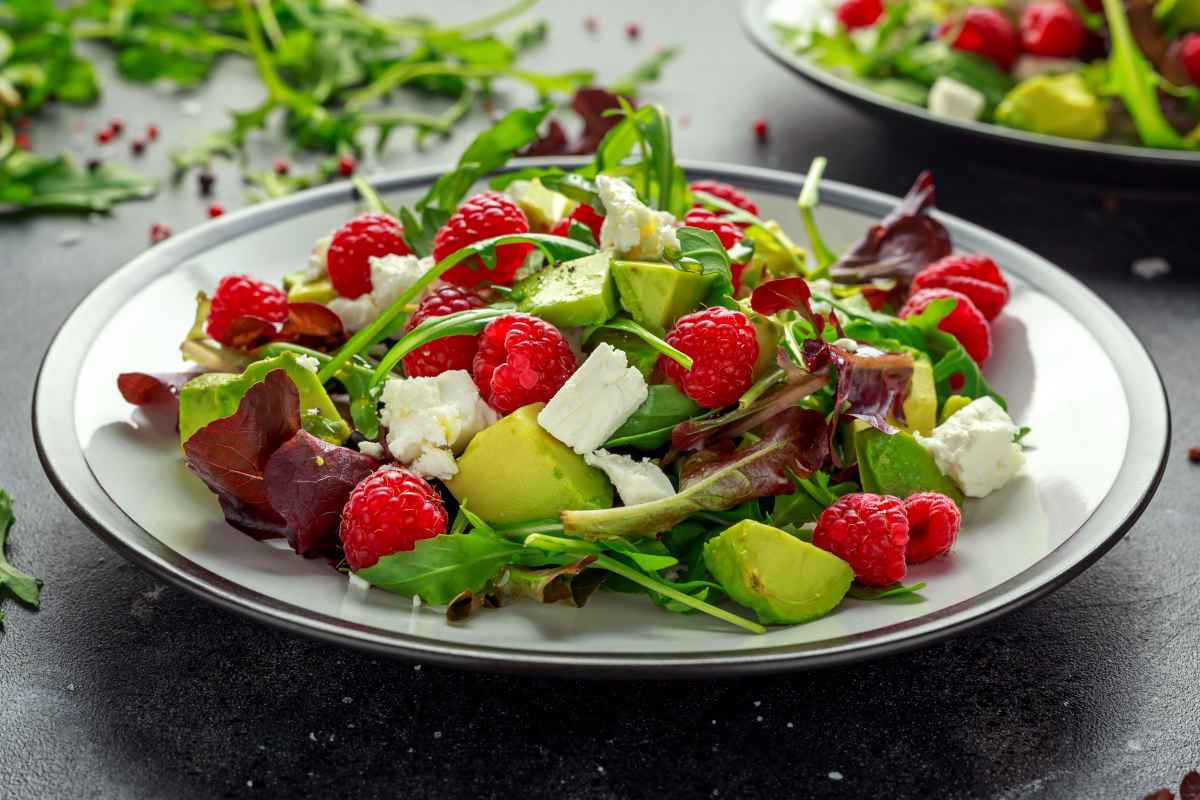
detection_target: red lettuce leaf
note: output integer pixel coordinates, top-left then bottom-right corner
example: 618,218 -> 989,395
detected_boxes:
572,88 -> 625,154
116,371 -> 197,427
829,171 -> 951,289
518,119 -> 569,157
750,277 -> 824,333
220,303 -> 346,351
264,430 -> 379,557
182,370 -> 300,537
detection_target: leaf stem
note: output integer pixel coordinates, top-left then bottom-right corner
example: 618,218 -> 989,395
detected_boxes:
798,157 -> 837,274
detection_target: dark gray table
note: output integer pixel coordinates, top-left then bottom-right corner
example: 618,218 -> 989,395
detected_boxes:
2,3 -> 1198,798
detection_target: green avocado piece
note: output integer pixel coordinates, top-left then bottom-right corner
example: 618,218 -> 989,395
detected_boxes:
752,316 -> 780,379
516,251 -> 618,327
703,519 -> 853,625
901,354 -> 937,437
445,404 -> 613,525
939,394 -> 972,425
853,427 -> 963,506
611,260 -> 708,335
995,73 -> 1107,141
511,178 -> 576,231
287,276 -> 336,305
178,353 -> 350,445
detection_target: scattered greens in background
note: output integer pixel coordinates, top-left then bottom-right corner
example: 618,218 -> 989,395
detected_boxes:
0,490 -> 42,629
0,0 -> 677,214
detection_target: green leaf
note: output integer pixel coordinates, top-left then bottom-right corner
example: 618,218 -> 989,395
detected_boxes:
373,306 -> 511,381
797,156 -> 836,273
0,153 -> 157,214
604,384 -> 703,450
893,41 -> 1014,111
692,189 -> 807,276
355,530 -> 522,605
0,490 -> 42,613
847,581 -> 926,602
587,316 -> 693,370
674,226 -> 735,308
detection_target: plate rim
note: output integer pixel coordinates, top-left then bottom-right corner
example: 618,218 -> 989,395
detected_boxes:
741,0 -> 1200,169
32,158 -> 1171,678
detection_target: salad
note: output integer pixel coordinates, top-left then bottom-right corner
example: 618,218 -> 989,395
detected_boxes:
773,0 -> 1200,150
118,103 -> 1028,634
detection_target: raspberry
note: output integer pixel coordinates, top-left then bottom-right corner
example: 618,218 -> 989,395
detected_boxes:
339,468 -> 448,571
837,0 -> 883,29
473,313 -> 578,415
911,254 -> 1010,321
904,492 -> 962,564
813,493 -> 909,587
660,308 -> 759,409
550,203 -> 605,245
900,287 -> 992,363
434,192 -> 533,288
688,180 -> 760,218
940,8 -> 1020,71
402,286 -> 488,377
1020,1 -> 1086,57
206,274 -> 289,346
682,208 -> 744,249
1177,34 -> 1200,86
327,212 -> 410,299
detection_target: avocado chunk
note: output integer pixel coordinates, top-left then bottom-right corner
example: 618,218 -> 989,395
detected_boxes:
900,354 -> 937,437
853,426 -> 964,506
752,316 -> 780,379
703,520 -> 853,625
516,251 -> 618,327
287,276 -> 336,305
995,73 -> 1107,141
611,260 -> 708,334
445,403 -> 613,525
508,179 -> 576,232
939,394 -> 972,425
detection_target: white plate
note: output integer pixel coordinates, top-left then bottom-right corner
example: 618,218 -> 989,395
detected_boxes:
743,0 -> 1200,171
34,160 -> 1169,677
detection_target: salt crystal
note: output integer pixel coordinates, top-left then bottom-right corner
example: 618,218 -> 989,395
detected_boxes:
308,732 -> 317,742
1131,257 -> 1170,280
433,731 -> 442,739
342,696 -> 353,704
828,771 -> 843,781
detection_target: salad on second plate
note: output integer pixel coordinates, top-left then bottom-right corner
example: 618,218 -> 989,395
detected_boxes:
773,0 -> 1200,150
119,103 -> 1027,634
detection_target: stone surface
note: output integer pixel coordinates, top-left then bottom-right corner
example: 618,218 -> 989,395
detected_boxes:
2,2 -> 1199,798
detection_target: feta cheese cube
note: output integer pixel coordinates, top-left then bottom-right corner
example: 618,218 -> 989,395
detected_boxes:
301,233 -> 333,282
357,441 -> 385,459
379,370 -> 497,481
914,397 -> 1025,497
1012,56 -> 1084,82
328,254 -> 431,332
928,77 -> 986,122
584,449 -> 675,506
595,175 -> 679,260
537,343 -> 648,454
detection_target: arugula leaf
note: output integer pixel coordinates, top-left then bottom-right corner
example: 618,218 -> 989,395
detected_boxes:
0,152 -> 157,214
605,384 -> 703,451
847,581 -> 927,601
587,316 -> 693,370
893,42 -> 1014,111
1015,426 -> 1032,446
373,306 -> 511,382
674,226 -> 735,308
355,530 -> 522,605
797,157 -> 837,273
0,490 -> 42,616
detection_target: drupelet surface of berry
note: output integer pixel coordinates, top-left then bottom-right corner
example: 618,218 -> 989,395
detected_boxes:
660,308 -> 759,409
911,254 -> 1010,321
326,212 -> 410,299
900,287 -> 993,363
688,180 -> 760,218
813,493 -> 910,587
904,492 -> 962,564
683,207 -> 745,249
550,203 -> 606,245
402,287 -> 488,377
434,192 -> 533,288
473,313 -> 578,415
206,274 -> 289,345
339,468 -> 448,571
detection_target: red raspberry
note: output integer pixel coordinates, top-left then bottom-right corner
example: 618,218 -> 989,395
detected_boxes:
682,208 -> 744,249
339,468 -> 447,571
660,308 -> 759,409
940,8 -> 1020,71
1177,34 -> 1200,86
910,254 -> 1010,321
688,180 -> 760,218
904,492 -> 962,564
206,274 -> 289,346
434,192 -> 533,288
900,287 -> 992,363
327,212 -> 410,299
550,203 -> 605,245
837,0 -> 883,29
402,286 -> 488,377
1020,1 -> 1086,58
813,493 -> 909,587
473,313 -> 577,415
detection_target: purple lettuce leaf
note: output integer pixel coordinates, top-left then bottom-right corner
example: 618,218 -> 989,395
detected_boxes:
116,371 -> 198,427
264,430 -> 379,558
750,276 -> 823,333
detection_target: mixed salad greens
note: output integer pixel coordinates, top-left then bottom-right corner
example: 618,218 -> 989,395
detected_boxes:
774,0 -> 1200,150
119,104 -> 1029,633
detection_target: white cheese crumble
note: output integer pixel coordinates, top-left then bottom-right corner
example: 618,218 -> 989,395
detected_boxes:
328,254 -> 431,332
537,343 -> 648,455
595,175 -> 679,260
1012,55 -> 1084,82
832,337 -> 858,353
583,449 -> 675,506
914,397 -> 1024,498
379,370 -> 497,481
928,77 -> 986,122
357,441 -> 385,459
302,233 -> 333,282
295,354 -> 321,373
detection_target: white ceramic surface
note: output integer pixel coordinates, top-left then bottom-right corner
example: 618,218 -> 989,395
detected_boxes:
35,160 -> 1168,675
